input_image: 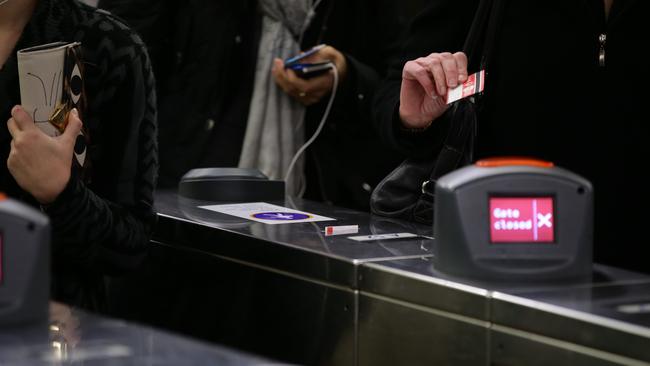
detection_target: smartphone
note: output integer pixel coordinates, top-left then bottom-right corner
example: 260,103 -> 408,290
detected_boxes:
284,44 -> 326,67
286,61 -> 334,79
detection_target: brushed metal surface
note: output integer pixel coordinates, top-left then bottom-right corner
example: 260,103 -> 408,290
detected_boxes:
492,283 -> 650,362
491,326 -> 650,366
154,191 -> 433,287
360,257 -> 490,321
358,292 -> 489,366
359,258 -> 650,363
359,258 -> 650,322
0,303 -> 280,366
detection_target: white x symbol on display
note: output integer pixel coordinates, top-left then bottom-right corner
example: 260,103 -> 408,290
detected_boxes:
537,213 -> 552,228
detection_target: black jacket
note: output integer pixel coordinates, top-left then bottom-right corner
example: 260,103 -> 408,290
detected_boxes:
100,0 -> 405,211
0,0 -> 158,309
374,0 -> 650,272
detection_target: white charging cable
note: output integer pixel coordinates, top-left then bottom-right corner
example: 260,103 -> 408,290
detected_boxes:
0,0 -> 11,6
284,63 -> 339,195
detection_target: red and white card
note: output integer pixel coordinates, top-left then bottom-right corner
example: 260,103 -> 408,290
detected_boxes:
446,70 -> 485,104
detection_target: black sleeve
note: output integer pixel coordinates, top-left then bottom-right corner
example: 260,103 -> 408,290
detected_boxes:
331,0 -> 406,130
44,20 -> 158,275
97,0 -> 169,40
97,0 -> 173,78
326,53 -> 380,130
372,0 -> 479,158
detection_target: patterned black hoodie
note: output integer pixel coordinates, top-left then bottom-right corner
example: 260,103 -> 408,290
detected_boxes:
0,0 -> 158,310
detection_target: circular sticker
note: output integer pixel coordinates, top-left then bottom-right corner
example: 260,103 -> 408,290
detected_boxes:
252,212 -> 312,221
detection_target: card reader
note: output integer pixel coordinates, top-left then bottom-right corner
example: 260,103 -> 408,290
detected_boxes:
179,168 -> 285,202
0,194 -> 50,326
433,158 -> 593,281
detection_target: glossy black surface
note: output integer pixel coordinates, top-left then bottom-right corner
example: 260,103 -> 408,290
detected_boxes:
491,283 -> 650,363
154,191 -> 433,286
508,282 -> 650,328
0,303 -> 279,365
360,256 -> 650,321
361,257 -> 650,315
364,257 -> 650,292
360,258 -> 650,362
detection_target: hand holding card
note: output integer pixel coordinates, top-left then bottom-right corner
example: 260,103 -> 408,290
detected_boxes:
446,70 -> 485,104
274,44 -> 347,106
399,51 -> 470,129
284,44 -> 335,79
6,106 -> 83,204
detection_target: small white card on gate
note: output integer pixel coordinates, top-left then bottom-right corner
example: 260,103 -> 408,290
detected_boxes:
446,70 -> 485,104
199,202 -> 335,225
347,233 -> 420,242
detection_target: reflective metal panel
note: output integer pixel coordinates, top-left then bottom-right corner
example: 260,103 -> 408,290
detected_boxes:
492,283 -> 650,362
154,191 -> 433,287
358,292 -> 489,366
0,303 -> 282,366
360,258 -> 650,321
491,327 -> 647,366
360,258 -> 650,364
360,257 -> 490,320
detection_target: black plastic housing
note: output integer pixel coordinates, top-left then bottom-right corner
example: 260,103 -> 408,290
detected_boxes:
179,168 -> 285,202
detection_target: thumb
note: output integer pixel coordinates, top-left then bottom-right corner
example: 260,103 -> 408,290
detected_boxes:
272,58 -> 284,75
11,105 -> 37,131
62,108 -> 83,144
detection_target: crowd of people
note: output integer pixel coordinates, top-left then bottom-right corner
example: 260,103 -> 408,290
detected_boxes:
1,0 -> 648,311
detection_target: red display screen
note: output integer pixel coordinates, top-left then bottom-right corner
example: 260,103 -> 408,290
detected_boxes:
490,197 -> 555,243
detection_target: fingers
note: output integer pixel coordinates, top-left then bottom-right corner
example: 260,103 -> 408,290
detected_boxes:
10,105 -> 37,131
429,56 -> 448,96
301,45 -> 335,64
7,139 -> 18,175
272,58 -> 333,105
403,59 -> 436,99
440,53 -> 460,89
454,52 -> 469,83
300,75 -> 332,106
301,46 -> 328,63
61,108 -> 83,144
272,58 -> 291,93
7,117 -> 20,138
273,58 -> 310,95
405,52 -> 470,98
300,46 -> 348,81
284,66 -> 312,92
287,71 -> 331,105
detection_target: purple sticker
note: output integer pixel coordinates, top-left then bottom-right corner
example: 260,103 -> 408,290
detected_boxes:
252,212 -> 311,221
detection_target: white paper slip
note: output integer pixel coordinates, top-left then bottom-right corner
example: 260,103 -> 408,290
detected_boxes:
446,70 -> 485,104
348,233 -> 420,242
199,202 -> 335,225
325,225 -> 359,236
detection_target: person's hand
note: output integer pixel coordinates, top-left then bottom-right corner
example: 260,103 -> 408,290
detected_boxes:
272,45 -> 348,106
6,106 -> 82,204
50,303 -> 81,347
399,52 -> 468,129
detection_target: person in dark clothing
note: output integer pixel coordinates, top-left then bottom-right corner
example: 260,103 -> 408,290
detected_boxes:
99,0 -> 404,211
374,0 -> 650,273
0,0 -> 158,310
